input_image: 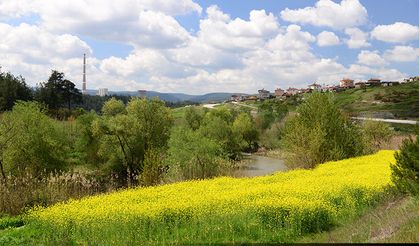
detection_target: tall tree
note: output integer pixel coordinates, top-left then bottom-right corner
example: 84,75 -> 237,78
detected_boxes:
0,69 -> 32,111
36,70 -> 82,110
93,98 -> 173,185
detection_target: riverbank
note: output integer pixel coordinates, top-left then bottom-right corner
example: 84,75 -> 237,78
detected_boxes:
299,195 -> 419,243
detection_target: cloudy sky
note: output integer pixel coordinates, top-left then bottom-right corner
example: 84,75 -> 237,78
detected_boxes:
0,0 -> 418,94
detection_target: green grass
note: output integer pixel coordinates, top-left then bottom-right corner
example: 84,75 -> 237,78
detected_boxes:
299,195 -> 419,243
334,82 -> 419,119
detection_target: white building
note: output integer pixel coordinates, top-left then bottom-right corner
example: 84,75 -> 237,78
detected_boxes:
97,88 -> 108,97
258,89 -> 270,100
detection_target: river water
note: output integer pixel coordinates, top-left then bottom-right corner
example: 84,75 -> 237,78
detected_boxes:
231,155 -> 288,178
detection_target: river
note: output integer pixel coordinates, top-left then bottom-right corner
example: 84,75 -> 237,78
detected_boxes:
231,155 -> 288,178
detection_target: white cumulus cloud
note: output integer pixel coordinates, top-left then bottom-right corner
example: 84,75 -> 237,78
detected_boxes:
317,31 -> 340,47
344,27 -> 370,49
280,0 -> 368,29
357,50 -> 387,67
384,46 -> 419,62
371,22 -> 419,43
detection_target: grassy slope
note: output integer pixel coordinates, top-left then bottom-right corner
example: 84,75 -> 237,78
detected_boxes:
334,81 -> 419,119
300,195 -> 418,243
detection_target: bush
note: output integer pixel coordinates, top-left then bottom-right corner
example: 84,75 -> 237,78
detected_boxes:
167,127 -> 227,180
281,93 -> 364,168
362,120 -> 393,153
259,121 -> 283,149
0,101 -> 67,177
0,171 -> 115,215
391,135 -> 419,195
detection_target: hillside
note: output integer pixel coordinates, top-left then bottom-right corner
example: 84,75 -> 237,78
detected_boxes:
1,151 -> 397,244
334,82 -> 419,120
86,90 -> 242,103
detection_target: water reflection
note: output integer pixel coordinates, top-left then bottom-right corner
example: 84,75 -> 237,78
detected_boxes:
232,155 -> 288,178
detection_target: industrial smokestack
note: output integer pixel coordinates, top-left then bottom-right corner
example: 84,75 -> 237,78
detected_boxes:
82,53 -> 87,94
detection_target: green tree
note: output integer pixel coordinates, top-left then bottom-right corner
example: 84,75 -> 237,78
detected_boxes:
93,98 -> 173,185
199,112 -> 242,159
0,102 -> 67,177
362,120 -> 393,152
255,100 -> 288,130
75,111 -> 102,166
101,97 -> 126,116
167,127 -> 225,180
232,112 -> 259,151
391,135 -> 419,195
0,70 -> 32,111
281,93 -> 364,168
184,106 -> 204,130
36,70 -> 82,110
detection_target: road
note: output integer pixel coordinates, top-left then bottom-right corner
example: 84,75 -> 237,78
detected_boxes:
351,117 -> 418,125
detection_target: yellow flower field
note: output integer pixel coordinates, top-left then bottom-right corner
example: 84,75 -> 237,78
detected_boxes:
28,150 -> 395,243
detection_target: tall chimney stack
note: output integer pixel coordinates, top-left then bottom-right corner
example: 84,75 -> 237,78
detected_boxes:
82,53 -> 87,94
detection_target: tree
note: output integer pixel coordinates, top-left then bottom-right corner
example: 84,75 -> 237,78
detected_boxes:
167,127 -> 225,180
36,70 -> 82,110
232,112 -> 259,151
391,135 -> 419,195
184,106 -> 205,131
362,120 -> 393,153
0,69 -> 32,111
93,98 -> 173,186
281,93 -> 364,168
75,111 -> 102,166
101,97 -> 126,116
199,112 -> 242,159
0,102 -> 67,177
256,99 -> 289,130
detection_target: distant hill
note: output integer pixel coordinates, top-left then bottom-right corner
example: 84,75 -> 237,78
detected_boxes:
86,90 -> 246,103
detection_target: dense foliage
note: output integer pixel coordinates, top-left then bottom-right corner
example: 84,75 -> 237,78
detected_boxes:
362,120 -> 393,153
35,71 -> 82,111
281,93 -> 365,168
391,135 -> 419,195
27,151 -> 395,244
0,70 -> 32,112
0,102 -> 67,177
92,98 -> 173,186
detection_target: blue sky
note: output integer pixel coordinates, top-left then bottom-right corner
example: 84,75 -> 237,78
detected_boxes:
0,0 -> 418,94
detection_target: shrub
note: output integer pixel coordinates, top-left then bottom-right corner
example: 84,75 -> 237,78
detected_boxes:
362,120 -> 393,153
0,171 -> 115,215
0,101 -> 67,177
281,93 -> 364,168
391,135 -> 419,195
167,127 -> 227,180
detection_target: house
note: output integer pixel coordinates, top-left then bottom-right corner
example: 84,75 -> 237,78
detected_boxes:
274,88 -> 285,97
404,76 -> 419,83
286,87 -> 299,96
230,95 -> 240,102
308,83 -> 322,91
258,89 -> 270,100
245,95 -> 258,101
366,78 -> 381,86
340,78 -> 354,88
324,86 -> 338,92
381,81 -> 400,87
354,82 -> 366,89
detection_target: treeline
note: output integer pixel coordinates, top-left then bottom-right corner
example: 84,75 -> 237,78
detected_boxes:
0,69 -> 194,118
